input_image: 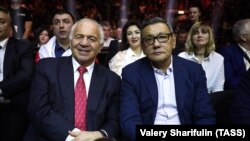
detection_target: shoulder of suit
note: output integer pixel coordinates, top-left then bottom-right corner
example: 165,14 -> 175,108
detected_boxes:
8,38 -> 31,48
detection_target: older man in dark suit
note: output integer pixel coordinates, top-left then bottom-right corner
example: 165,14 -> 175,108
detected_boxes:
0,6 -> 34,141
23,18 -> 121,141
218,19 -> 250,90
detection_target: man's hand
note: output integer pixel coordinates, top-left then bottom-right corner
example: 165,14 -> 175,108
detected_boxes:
68,130 -> 103,141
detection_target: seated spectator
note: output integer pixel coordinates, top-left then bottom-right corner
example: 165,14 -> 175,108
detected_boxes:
218,19 -> 250,90
38,10 -> 75,60
23,18 -> 121,141
109,20 -> 145,76
33,26 -> 52,63
172,19 -> 190,55
0,6 -> 34,141
179,21 -> 224,93
188,4 -> 202,25
119,17 -> 215,141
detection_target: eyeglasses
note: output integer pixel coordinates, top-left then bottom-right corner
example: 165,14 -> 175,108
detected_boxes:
143,33 -> 173,46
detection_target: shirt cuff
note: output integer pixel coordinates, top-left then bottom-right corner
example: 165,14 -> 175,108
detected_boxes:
65,128 -> 81,141
100,129 -> 108,137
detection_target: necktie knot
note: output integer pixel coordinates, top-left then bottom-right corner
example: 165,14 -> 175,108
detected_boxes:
78,66 -> 86,75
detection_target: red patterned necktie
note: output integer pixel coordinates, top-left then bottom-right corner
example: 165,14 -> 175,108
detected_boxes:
74,66 -> 87,130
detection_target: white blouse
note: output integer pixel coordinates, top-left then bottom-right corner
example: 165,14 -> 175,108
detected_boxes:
178,51 -> 225,93
109,48 -> 145,77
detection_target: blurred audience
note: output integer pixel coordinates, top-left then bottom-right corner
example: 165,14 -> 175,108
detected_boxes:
9,0 -> 33,40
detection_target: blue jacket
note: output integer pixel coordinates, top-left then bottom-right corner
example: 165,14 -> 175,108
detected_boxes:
119,56 -> 216,141
218,44 -> 247,90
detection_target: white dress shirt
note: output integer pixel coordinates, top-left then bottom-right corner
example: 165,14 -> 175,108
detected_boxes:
0,38 -> 8,82
153,58 -> 181,125
239,44 -> 250,70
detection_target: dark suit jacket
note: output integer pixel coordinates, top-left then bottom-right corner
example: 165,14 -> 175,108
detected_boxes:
120,56 -> 216,141
23,57 -> 121,141
0,37 -> 34,111
218,44 -> 246,90
0,37 -> 34,141
231,69 -> 250,124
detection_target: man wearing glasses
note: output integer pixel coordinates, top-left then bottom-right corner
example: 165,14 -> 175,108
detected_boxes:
119,17 -> 215,141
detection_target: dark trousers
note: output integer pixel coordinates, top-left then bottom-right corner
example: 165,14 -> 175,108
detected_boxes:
0,104 -> 29,141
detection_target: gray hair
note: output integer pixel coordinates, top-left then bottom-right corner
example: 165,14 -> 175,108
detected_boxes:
232,19 -> 250,41
69,18 -> 104,44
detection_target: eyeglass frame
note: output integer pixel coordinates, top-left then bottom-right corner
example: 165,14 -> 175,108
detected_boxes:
142,33 -> 173,46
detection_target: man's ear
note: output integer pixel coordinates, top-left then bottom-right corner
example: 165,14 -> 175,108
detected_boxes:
99,43 -> 104,52
172,34 -> 176,49
240,34 -> 248,42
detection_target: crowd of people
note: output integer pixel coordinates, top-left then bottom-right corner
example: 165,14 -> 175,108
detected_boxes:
1,0 -> 250,141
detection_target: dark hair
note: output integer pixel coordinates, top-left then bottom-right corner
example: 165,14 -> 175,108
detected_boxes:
0,6 -> 11,24
53,9 -> 75,23
120,20 -> 141,51
36,25 -> 53,40
141,17 -> 173,33
101,21 -> 111,28
0,6 -> 9,14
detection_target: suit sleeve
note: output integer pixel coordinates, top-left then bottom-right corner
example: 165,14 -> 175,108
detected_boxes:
120,68 -> 143,141
193,65 -> 216,124
219,48 -> 242,89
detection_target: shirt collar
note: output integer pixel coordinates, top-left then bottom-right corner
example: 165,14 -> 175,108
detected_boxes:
187,52 -> 210,62
0,38 -> 9,49
238,43 -> 250,54
153,56 -> 173,75
127,47 -> 145,58
55,40 -> 69,51
72,57 -> 94,75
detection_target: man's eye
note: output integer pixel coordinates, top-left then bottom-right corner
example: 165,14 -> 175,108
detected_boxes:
158,36 -> 167,39
87,37 -> 97,43
144,38 -> 152,42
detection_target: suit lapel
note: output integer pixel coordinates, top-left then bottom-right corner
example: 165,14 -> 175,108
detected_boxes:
140,59 -> 158,105
87,64 -> 104,111
172,56 -> 185,110
3,38 -> 15,79
58,57 -> 75,121
236,45 -> 247,72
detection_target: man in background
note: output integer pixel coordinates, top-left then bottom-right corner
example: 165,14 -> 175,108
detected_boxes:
218,19 -> 250,90
38,10 -> 74,60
